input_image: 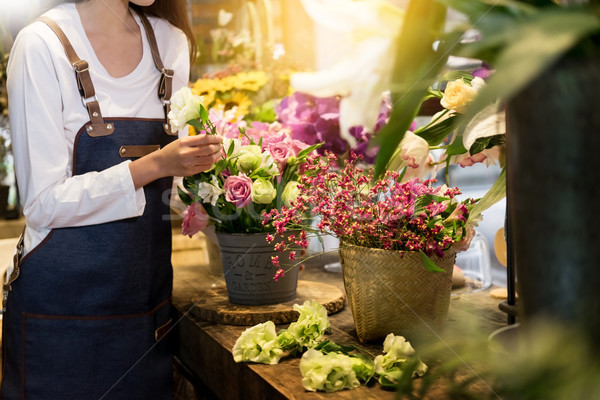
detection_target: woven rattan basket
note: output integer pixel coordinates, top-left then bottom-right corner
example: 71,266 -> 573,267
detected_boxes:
339,242 -> 456,342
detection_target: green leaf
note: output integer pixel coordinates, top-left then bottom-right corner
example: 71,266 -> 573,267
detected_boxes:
415,114 -> 458,146
469,134 -> 505,155
186,118 -> 205,132
372,0 -> 451,179
199,103 -> 209,123
469,167 -> 506,222
177,186 -> 193,205
296,142 -> 323,160
459,8 -> 600,128
226,140 -> 235,157
445,136 -> 468,156
420,251 -> 446,272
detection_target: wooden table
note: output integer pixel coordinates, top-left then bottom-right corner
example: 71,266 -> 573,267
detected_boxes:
171,246 -> 508,399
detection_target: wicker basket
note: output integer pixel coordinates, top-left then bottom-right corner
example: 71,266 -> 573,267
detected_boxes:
339,242 -> 456,342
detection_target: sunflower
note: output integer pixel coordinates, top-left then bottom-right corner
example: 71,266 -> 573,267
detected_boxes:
232,71 -> 269,92
213,90 -> 252,118
191,78 -> 217,94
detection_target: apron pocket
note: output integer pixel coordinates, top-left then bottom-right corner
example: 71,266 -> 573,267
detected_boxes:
22,308 -> 172,400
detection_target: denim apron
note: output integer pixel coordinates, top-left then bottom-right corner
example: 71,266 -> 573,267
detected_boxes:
1,14 -> 177,400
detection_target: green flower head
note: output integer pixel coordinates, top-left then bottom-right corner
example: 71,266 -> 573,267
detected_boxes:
251,178 -> 277,204
286,300 -> 331,349
232,321 -> 283,365
300,349 -> 361,392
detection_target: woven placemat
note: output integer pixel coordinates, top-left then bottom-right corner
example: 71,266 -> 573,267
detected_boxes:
189,280 -> 345,326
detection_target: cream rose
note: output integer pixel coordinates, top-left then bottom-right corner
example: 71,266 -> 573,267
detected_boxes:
236,145 -> 263,173
440,78 -> 479,114
168,86 -> 204,133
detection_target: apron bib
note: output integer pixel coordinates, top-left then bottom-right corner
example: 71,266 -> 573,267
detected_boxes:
1,13 -> 178,400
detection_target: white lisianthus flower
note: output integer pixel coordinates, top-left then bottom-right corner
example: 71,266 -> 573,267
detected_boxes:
232,321 -> 283,365
281,181 -> 301,207
197,175 -> 224,206
251,178 -> 277,204
168,86 -> 204,134
283,300 -> 330,350
236,145 -> 263,173
290,0 -> 404,146
373,334 -> 428,382
300,349 -> 361,392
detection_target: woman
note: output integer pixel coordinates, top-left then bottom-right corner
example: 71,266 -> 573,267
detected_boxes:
1,1 -> 221,398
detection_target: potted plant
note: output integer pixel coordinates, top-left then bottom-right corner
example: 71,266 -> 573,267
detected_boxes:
267,151 -> 480,342
169,86 -> 320,305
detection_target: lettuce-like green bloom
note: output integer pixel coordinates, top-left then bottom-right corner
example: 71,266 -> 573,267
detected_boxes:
236,144 -> 263,173
373,333 -> 428,383
251,178 -> 277,204
300,349 -> 362,392
285,300 -> 331,350
232,321 -> 283,365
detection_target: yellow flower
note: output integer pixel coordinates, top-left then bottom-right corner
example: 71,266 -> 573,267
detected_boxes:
213,76 -> 236,92
213,91 -> 252,118
191,78 -> 217,93
234,71 -> 269,91
440,78 -> 479,114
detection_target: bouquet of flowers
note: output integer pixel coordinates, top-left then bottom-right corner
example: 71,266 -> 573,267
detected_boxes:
169,86 -> 321,235
265,151 -> 480,280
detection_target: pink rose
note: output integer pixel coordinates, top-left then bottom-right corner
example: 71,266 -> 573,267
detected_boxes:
267,141 -> 294,169
181,203 -> 209,238
224,174 -> 253,208
261,131 -> 289,149
290,139 -> 310,155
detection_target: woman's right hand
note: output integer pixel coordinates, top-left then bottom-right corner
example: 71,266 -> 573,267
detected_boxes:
129,134 -> 223,189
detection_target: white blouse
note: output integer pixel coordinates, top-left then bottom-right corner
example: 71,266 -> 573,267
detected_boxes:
7,3 -> 190,254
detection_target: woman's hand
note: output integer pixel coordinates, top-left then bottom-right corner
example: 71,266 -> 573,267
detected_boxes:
129,134 -> 223,189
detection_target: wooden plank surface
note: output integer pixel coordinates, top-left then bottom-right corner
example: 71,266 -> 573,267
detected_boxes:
171,241 -> 508,399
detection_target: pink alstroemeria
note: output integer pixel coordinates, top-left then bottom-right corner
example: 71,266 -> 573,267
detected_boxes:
454,146 -> 502,168
181,203 -> 210,238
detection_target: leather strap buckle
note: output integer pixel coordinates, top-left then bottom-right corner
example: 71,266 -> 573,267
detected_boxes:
72,60 -> 89,73
81,95 -> 99,107
161,68 -> 174,78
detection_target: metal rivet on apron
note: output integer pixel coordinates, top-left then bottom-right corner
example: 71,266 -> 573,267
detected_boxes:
87,125 -> 93,132
92,112 -> 99,118
163,123 -> 168,131
120,148 -> 126,155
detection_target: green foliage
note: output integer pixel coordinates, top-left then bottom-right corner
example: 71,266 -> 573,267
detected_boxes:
374,0 -> 600,184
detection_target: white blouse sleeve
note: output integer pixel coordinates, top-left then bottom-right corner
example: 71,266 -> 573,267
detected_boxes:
7,26 -> 144,230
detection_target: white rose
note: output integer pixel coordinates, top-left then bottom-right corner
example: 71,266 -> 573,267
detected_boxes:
168,86 -> 204,134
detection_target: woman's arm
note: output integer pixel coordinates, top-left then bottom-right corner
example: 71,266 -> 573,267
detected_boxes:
129,134 -> 223,189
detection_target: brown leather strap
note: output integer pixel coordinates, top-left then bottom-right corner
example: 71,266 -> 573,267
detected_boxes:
3,230 -> 24,312
119,145 -> 161,158
137,12 -> 175,135
38,16 -> 114,137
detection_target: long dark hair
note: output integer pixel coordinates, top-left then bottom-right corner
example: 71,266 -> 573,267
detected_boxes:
65,0 -> 197,64
131,0 -> 197,64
